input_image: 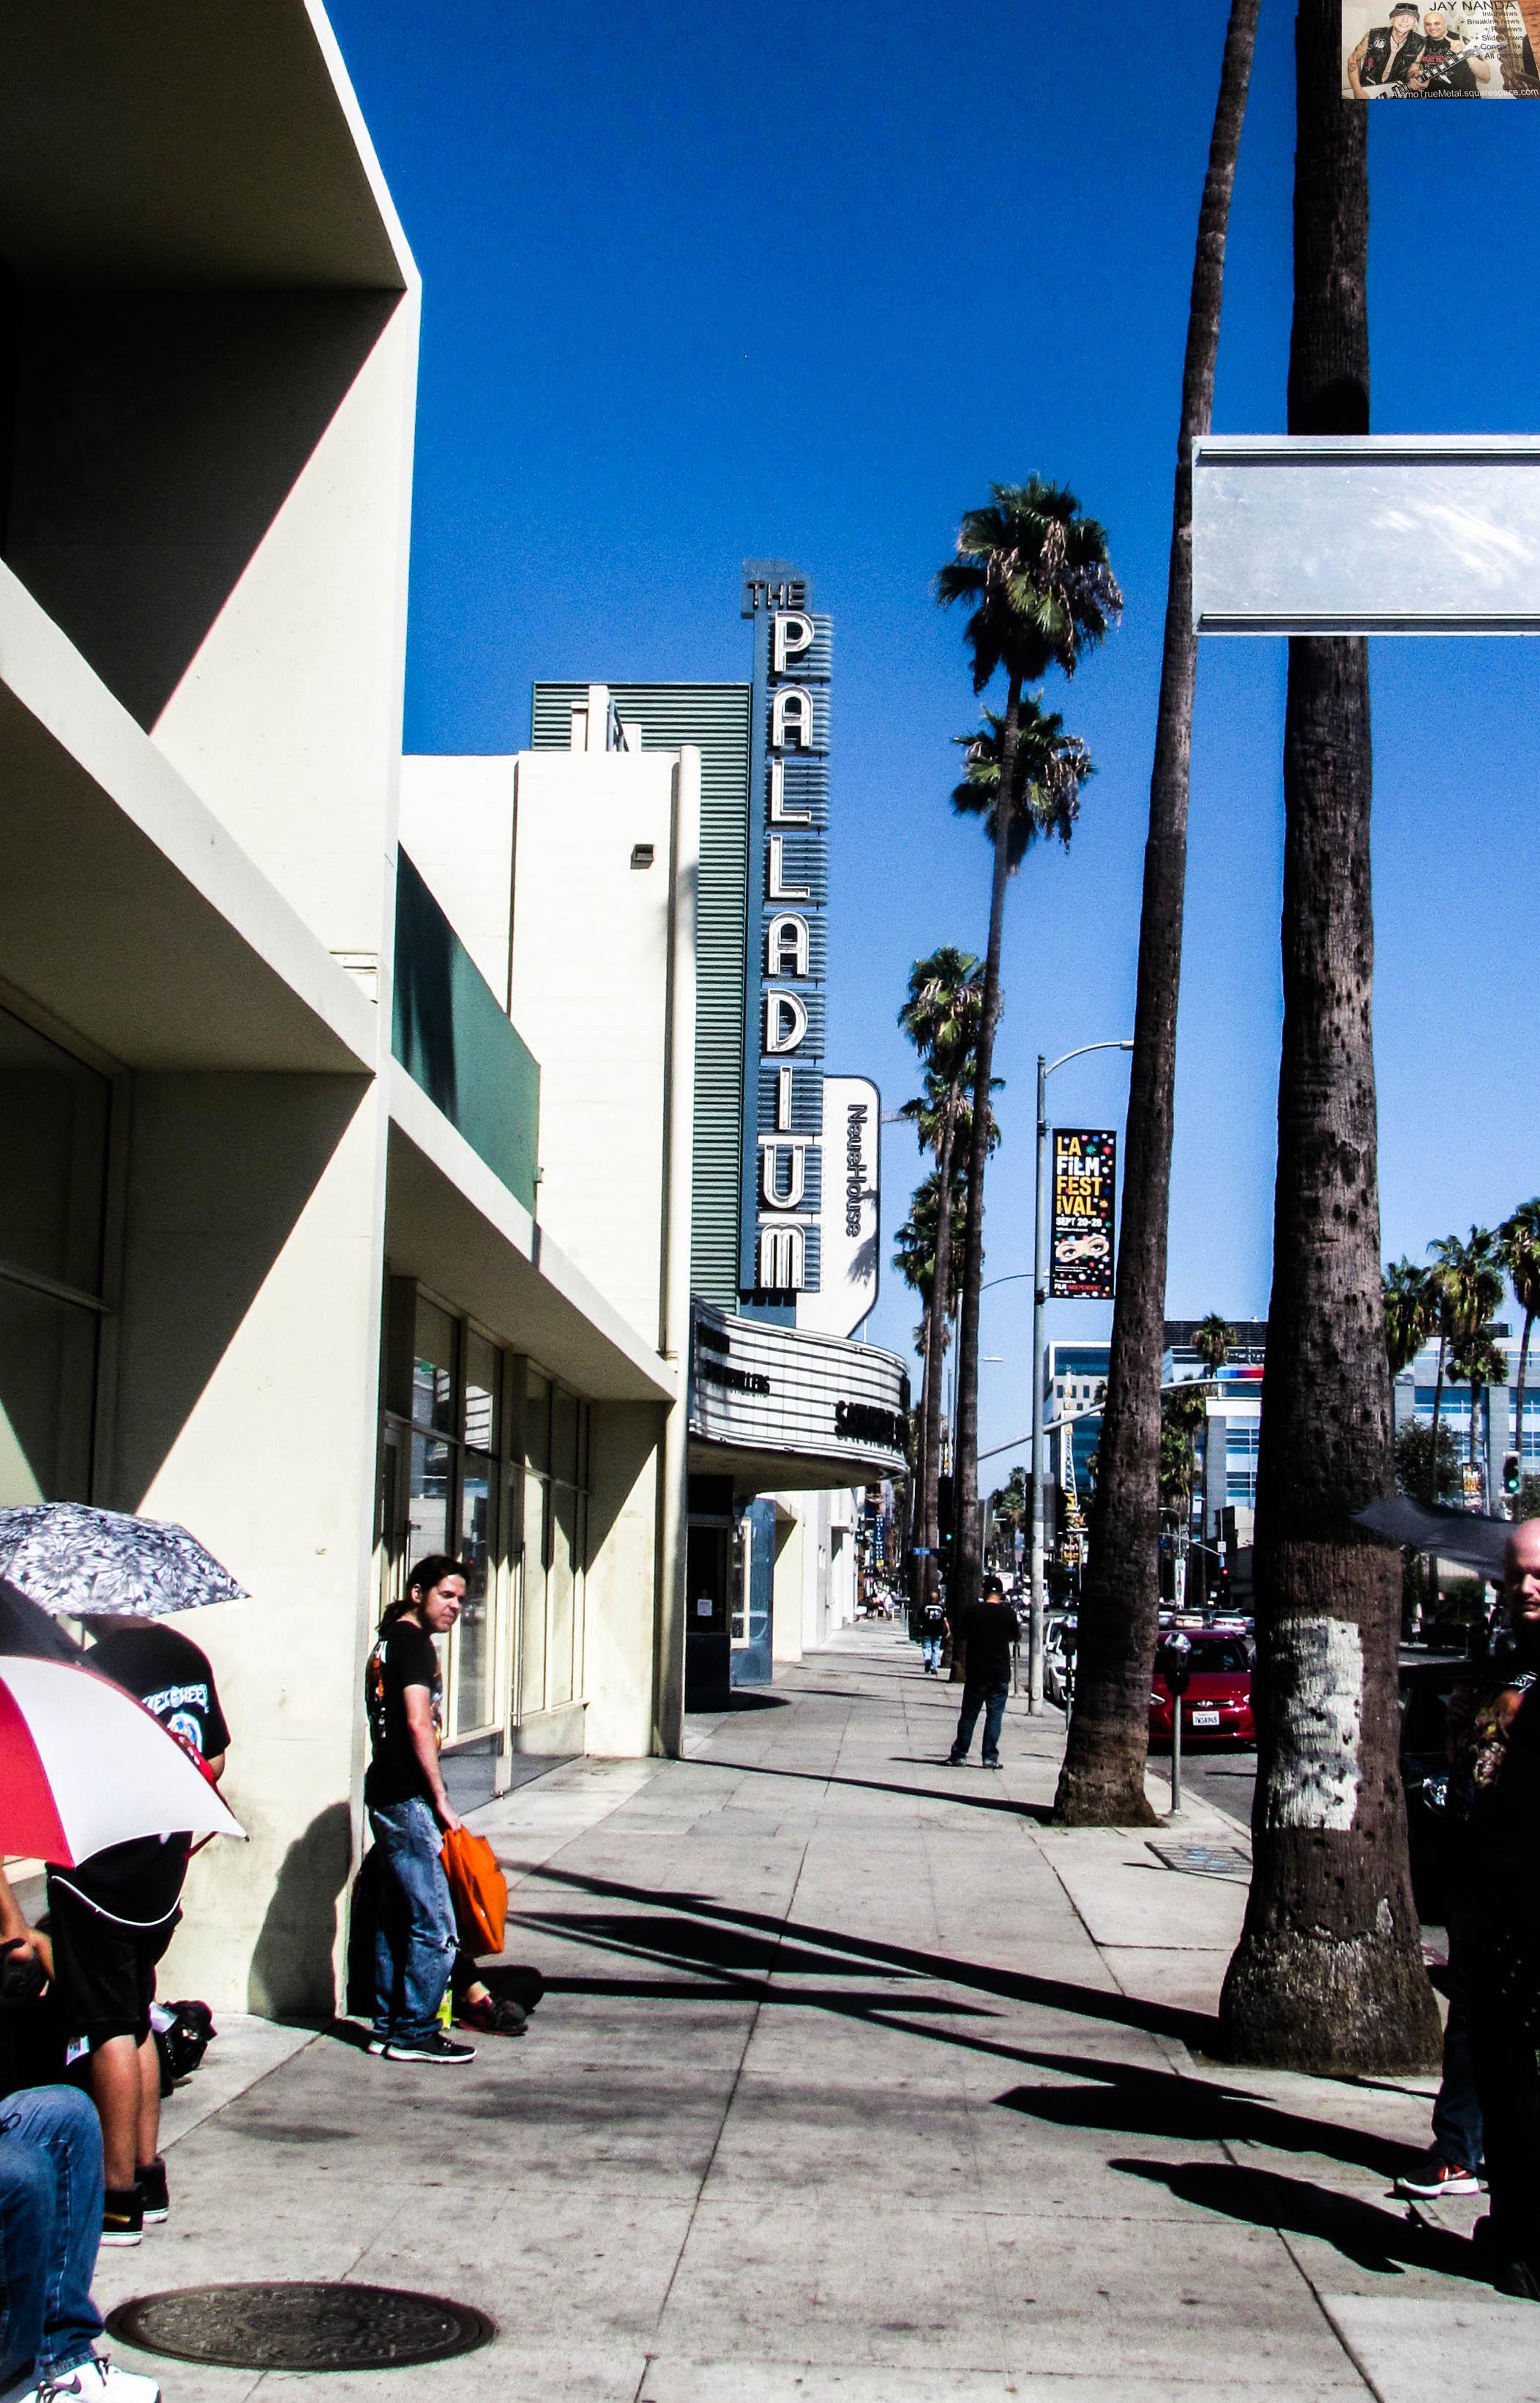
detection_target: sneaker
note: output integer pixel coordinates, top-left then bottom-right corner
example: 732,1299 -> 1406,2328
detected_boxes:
1394,2150 -> 1481,2199
945,1754 -> 965,1766
455,1993 -> 526,2036
136,2158 -> 168,2224
100,2188 -> 142,2247
367,2037 -> 388,2055
982,1757 -> 1003,1770
45,2361 -> 161,2403
384,2032 -> 476,2065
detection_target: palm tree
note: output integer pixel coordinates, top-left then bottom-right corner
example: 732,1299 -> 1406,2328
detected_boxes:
1055,0 -> 1260,1828
1428,1228 -> 1503,1492
949,706 -> 1093,865
1383,1258 -> 1434,1381
1451,1329 -> 1507,1500
936,481 -> 1121,1631
1193,1314 -> 1233,1379
1188,1316 -> 1232,1587
1498,1199 -> 1540,1492
1219,0 -> 1440,2076
897,950 -> 986,1617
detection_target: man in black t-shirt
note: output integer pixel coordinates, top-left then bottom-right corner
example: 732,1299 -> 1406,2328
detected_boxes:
946,1575 -> 1020,1769
46,1617 -> 229,2246
363,1558 -> 475,2066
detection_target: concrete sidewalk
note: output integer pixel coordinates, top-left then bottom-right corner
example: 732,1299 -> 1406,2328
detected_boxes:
96,1626 -> 1534,2403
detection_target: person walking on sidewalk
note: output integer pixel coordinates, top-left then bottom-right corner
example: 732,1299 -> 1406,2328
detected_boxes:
946,1575 -> 1020,1769
46,1616 -> 229,2246
919,1590 -> 947,1674
364,1557 -> 476,2067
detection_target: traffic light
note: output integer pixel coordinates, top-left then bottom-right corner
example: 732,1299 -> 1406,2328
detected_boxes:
1505,1453 -> 1522,1498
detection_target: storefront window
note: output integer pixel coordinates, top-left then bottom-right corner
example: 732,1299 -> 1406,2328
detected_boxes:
0,1007 -> 111,1507
518,1371 -> 588,1719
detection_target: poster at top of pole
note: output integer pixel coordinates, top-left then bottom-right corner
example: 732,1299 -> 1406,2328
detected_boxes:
1341,0 -> 1539,93
1050,1130 -> 1115,1302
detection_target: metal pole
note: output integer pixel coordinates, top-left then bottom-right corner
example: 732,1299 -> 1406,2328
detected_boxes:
1170,1693 -> 1183,1817
1028,1051 -> 1048,1713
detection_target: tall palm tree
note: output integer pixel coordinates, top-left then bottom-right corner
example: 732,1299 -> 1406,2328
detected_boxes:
950,706 -> 1093,864
1189,1316 -> 1232,1581
1193,1314 -> 1233,1379
936,482 -> 1121,1630
1055,0 -> 1260,1828
1498,1199 -> 1540,1491
1429,1228 -> 1503,1502
1451,1329 -> 1507,1498
1383,1258 -> 1434,1381
1383,1259 -> 1438,1637
1219,0 -> 1440,2076
898,950 -> 985,1615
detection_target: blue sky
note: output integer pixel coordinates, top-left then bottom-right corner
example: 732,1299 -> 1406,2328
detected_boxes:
329,0 -> 1540,1464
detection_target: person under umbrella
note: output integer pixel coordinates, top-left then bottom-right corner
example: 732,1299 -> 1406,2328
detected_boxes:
47,1621 -> 231,2247
0,1502 -> 242,2245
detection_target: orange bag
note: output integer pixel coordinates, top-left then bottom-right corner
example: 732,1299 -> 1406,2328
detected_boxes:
440,1825 -> 507,1957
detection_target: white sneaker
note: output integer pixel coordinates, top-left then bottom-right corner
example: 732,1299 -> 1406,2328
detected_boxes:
43,2361 -> 161,2403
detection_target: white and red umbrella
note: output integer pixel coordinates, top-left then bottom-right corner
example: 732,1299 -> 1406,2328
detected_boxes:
0,1655 -> 245,1866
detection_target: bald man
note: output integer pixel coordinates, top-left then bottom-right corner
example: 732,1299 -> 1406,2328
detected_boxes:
1456,1519 -> 1540,2297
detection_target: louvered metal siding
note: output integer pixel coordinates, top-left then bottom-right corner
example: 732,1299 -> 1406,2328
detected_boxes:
529,682 -> 752,1312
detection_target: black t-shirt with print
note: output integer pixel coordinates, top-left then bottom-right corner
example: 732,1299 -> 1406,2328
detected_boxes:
956,1600 -> 1020,1686
51,1623 -> 231,1928
364,1620 -> 443,1808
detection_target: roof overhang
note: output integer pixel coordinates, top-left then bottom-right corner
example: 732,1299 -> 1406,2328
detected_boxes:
0,0 -> 413,291
387,1065 -> 677,1407
0,561 -> 379,1073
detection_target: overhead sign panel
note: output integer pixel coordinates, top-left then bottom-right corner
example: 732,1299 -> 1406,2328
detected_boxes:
689,1303 -> 908,1475
1050,1129 -> 1115,1301
796,1076 -> 880,1339
1342,0 -> 1539,94
1192,436 -> 1540,636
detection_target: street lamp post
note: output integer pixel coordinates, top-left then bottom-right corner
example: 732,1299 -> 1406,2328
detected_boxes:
1028,1040 -> 1134,1713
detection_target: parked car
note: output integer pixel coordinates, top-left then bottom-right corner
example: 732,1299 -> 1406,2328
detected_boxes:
1148,1629 -> 1255,1748
1044,1614 -> 1077,1710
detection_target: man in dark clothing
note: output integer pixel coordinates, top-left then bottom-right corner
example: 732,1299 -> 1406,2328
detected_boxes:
1453,1519 -> 1540,2295
918,1591 -> 947,1674
1347,0 -> 1425,90
364,1557 -> 475,2066
46,1617 -> 228,2245
946,1575 -> 1019,1769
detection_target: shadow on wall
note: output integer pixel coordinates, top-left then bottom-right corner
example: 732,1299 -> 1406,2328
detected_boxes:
248,1800 -> 353,2019
3,289 -> 399,729
108,1071 -> 369,1503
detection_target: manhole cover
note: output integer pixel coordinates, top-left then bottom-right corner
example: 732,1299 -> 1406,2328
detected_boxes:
1148,1840 -> 1251,1879
105,2282 -> 495,2371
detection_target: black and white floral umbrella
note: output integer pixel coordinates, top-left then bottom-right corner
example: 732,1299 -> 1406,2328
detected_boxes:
0,1503 -> 247,1620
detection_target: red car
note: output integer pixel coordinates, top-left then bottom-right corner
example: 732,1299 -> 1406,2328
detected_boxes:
1149,1629 -> 1255,1747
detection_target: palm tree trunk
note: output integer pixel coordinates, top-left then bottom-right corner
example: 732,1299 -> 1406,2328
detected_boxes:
909,1333 -> 930,1622
1055,0 -> 1260,1825
1517,1308 -> 1534,1497
922,1092 -> 960,1595
953,685 -> 1019,1636
1219,0 -> 1438,2073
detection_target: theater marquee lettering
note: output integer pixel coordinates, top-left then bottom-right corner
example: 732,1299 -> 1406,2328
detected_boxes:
740,562 -> 831,1300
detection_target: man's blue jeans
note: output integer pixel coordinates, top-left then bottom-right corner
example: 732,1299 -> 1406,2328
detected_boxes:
951,1680 -> 1009,1763
368,1797 -> 457,2046
1432,1927 -> 1485,2170
921,1636 -> 943,1671
0,2087 -> 105,2403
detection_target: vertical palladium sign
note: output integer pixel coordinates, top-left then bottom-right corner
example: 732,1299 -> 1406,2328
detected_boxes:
739,561 -> 831,1303
1050,1128 -> 1117,1301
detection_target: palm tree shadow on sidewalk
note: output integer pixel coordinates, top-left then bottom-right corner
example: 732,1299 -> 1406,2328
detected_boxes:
1112,2158 -> 1486,2284
703,1757 -> 1055,1824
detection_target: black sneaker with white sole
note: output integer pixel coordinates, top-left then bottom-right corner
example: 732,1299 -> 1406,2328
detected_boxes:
136,2158 -> 168,2224
384,2032 -> 476,2065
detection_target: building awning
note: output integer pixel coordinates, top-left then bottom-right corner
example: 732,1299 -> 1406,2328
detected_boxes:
688,1303 -> 907,1494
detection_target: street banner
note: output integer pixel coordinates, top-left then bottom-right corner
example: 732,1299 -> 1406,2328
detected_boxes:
1342,0 -> 1540,93
1050,1129 -> 1116,1301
